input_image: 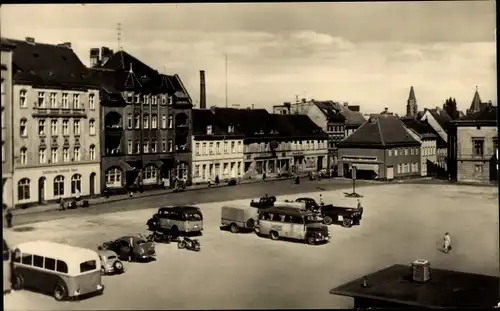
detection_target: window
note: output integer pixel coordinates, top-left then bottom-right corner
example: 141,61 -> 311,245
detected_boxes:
37,92 -> 45,107
168,96 -> 173,105
161,114 -> 167,129
415,148 -> 419,155
231,142 -> 236,153
143,140 -> 149,153
73,120 -> 80,135
89,119 -> 96,135
50,120 -> 58,135
128,140 -> 133,154
80,260 -> 97,273
49,93 -> 57,108
224,142 -> 228,154
21,253 -> 33,265
394,149 -> 398,156
238,141 -> 242,152
168,140 -> 173,152
216,142 -> 221,154
151,115 -> 157,129
71,174 -> 82,194
396,164 -> 401,174
17,178 -> 30,200
1,108 -> 4,129
135,94 -> 140,103
51,148 -> 58,163
223,163 -> 229,175
72,94 -> 80,109
89,93 -> 95,109
209,142 -> 213,155
168,115 -> 173,129
472,138 -> 484,156
474,164 -> 483,173
161,95 -> 167,105
410,148 -> 414,155
151,140 -> 157,153
53,175 -> 64,196
237,162 -> 241,176
74,147 -> 81,161
202,142 -> 206,155
62,93 -> 69,109
105,167 -> 122,187
162,140 -> 167,152
33,255 -> 44,268
388,149 -> 392,156
195,165 -> 200,177
404,148 -> 408,156
89,145 -> 96,160
20,119 -> 27,137
38,119 -> 46,136
44,257 -> 56,271
63,148 -> 69,162
195,143 -> 200,155
207,125 -> 213,135
19,90 -> 27,108
62,119 -> 69,135
143,115 -> 149,129
143,165 -> 157,183
176,162 -> 188,179
127,114 -> 133,129
39,147 -> 46,164
56,260 -> 68,273
20,147 -> 27,165
135,141 -> 140,154
153,96 -> 158,105
134,115 -> 140,129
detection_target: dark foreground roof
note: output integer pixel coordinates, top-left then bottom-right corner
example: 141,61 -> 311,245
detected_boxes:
330,264 -> 499,308
339,115 -> 420,147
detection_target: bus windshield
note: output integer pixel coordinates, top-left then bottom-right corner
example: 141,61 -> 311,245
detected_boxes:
186,212 -> 202,221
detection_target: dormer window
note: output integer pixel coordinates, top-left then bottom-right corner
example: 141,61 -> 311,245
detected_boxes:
134,94 -> 140,103
168,96 -> 173,105
206,125 -> 212,135
126,92 -> 134,103
228,125 -> 234,133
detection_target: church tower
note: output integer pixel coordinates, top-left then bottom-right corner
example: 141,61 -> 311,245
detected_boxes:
406,86 -> 418,118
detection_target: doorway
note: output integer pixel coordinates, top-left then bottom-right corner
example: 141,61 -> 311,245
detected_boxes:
90,173 -> 96,196
38,177 -> 46,203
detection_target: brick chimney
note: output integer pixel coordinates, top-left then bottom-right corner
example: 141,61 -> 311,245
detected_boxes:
200,70 -> 206,109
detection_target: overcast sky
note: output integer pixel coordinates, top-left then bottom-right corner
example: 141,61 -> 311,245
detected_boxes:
1,2 -> 496,113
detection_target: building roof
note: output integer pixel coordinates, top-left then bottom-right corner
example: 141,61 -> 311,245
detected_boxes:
330,264 -> 499,308
192,109 -> 244,138
212,108 -> 275,139
5,37 -> 97,88
313,101 -> 346,122
270,114 -> 328,138
457,106 -> 497,122
425,108 -> 452,129
338,115 -> 420,147
401,118 -> 437,140
336,102 -> 366,126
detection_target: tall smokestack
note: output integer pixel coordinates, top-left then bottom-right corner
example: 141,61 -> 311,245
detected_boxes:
200,70 -> 206,109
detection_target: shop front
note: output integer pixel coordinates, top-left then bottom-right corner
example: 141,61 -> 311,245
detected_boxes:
13,163 -> 101,207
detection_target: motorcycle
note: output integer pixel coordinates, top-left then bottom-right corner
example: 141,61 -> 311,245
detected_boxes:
177,236 -> 201,252
146,230 -> 172,244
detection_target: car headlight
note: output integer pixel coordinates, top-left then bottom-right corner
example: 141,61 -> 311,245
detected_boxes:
96,284 -> 103,290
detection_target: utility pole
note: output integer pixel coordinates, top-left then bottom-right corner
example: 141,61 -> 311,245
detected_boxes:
225,53 -> 228,108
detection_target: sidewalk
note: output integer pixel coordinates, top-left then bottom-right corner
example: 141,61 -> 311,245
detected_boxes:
9,176 -> 299,216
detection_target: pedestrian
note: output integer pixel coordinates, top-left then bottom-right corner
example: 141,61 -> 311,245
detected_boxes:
207,177 -> 212,187
5,208 -> 13,228
357,199 -> 362,209
59,197 -> 66,211
319,194 -> 324,206
263,172 -> 267,181
215,175 -> 220,187
443,232 -> 452,253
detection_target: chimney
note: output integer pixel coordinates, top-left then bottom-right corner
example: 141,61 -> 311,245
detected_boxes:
58,42 -> 72,49
25,37 -> 35,44
90,48 -> 101,68
200,70 -> 206,109
343,102 -> 349,107
384,107 -> 388,113
100,47 -> 114,66
301,98 -> 307,104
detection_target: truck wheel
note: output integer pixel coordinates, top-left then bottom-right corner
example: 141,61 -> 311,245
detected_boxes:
230,223 -> 239,233
342,218 -> 353,228
12,275 -> 24,290
307,236 -> 316,245
53,283 -> 66,301
270,231 -> 279,240
323,216 -> 333,225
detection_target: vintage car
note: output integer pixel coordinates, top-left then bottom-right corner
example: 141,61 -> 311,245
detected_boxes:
97,249 -> 124,275
295,197 -> 363,228
98,236 -> 156,262
250,196 -> 277,208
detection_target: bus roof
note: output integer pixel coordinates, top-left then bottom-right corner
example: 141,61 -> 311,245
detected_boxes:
159,205 -> 200,212
259,206 -> 314,216
15,240 -> 98,264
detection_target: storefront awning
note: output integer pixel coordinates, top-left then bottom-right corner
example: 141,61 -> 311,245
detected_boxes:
352,163 -> 379,172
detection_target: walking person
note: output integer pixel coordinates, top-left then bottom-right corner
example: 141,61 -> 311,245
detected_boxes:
443,232 -> 452,253
59,197 -> 66,211
5,208 -> 13,228
215,175 -> 220,187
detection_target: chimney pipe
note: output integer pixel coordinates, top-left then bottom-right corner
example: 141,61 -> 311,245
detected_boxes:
200,70 -> 206,109
384,107 -> 388,112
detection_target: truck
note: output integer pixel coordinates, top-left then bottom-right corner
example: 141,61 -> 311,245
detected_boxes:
221,205 -> 258,233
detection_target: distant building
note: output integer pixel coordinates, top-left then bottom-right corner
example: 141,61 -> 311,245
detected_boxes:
419,107 -> 452,172
7,37 -> 101,207
448,107 -> 497,183
466,87 -> 493,116
401,118 -> 438,177
337,115 -> 421,180
191,109 -> 245,184
406,86 -> 418,118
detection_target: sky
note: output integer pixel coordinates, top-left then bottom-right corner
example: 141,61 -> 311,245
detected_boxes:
1,2 -> 496,114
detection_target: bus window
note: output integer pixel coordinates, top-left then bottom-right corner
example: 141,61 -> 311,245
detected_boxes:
56,260 -> 68,273
285,215 -> 294,223
44,257 -> 56,271
186,212 -> 202,221
291,216 -> 304,224
80,260 -> 97,273
279,214 -> 286,222
271,214 -> 281,222
33,255 -> 44,268
259,213 -> 266,221
21,253 -> 33,265
13,249 -> 21,263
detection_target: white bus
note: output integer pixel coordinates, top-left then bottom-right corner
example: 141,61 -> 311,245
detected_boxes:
11,240 -> 104,301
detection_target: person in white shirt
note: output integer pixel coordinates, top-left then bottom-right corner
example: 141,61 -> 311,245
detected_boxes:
75,188 -> 81,201
443,232 -> 452,253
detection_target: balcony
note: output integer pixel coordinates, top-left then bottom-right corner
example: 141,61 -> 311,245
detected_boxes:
32,106 -> 87,118
457,153 -> 494,161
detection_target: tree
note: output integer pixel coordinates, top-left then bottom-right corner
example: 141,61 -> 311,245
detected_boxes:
443,97 -> 459,120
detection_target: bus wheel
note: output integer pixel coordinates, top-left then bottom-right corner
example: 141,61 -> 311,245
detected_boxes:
53,284 -> 66,301
323,216 -> 333,225
270,231 -> 279,240
230,223 -> 239,233
12,275 -> 24,290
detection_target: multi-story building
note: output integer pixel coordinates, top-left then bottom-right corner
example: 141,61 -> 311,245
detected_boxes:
401,118 -> 438,177
420,107 -> 452,173
1,38 -> 15,209
191,108 -> 245,184
89,48 -> 193,194
8,37 -> 101,207
448,107 -> 497,183
337,115 -> 421,180
214,108 -> 328,179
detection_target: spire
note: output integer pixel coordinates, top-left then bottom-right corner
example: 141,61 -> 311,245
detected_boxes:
471,86 -> 482,110
408,86 -> 416,101
124,62 -> 142,90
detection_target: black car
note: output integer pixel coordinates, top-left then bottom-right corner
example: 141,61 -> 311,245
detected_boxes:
295,197 -> 363,228
98,236 -> 156,262
250,196 -> 277,208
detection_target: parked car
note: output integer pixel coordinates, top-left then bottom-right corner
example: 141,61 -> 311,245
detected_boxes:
149,206 -> 203,236
97,250 -> 124,275
221,205 -> 258,233
295,197 -> 362,227
98,236 -> 156,262
250,196 -> 277,208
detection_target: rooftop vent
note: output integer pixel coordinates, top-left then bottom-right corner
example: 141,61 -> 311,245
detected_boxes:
412,259 -> 431,283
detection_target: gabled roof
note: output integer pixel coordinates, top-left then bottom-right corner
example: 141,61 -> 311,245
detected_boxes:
339,115 -> 420,147
425,108 -> 452,129
313,100 -> 363,124
6,37 -> 97,88
192,109 -> 244,138
459,106 -> 497,122
401,118 -> 437,140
